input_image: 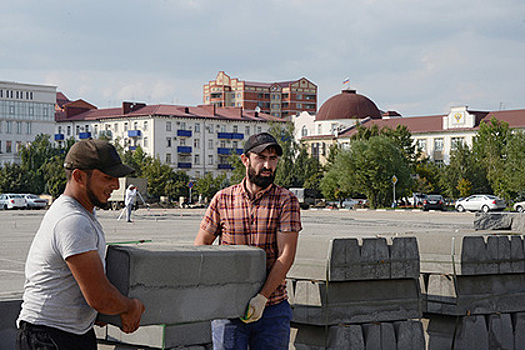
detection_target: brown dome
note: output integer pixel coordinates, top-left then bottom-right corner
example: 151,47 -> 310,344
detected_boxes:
316,90 -> 381,121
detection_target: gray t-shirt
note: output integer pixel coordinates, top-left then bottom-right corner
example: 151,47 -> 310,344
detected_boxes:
17,195 -> 106,335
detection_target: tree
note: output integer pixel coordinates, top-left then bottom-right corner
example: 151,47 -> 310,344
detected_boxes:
0,163 -> 26,193
141,157 -> 189,200
194,172 -> 229,201
504,131 -> 525,198
43,156 -> 67,198
320,136 -> 411,208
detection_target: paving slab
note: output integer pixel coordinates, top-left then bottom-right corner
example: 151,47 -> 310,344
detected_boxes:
98,244 -> 266,326
291,279 -> 421,325
288,236 -> 419,281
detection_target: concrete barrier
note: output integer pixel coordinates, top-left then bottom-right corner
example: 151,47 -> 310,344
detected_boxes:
0,299 -> 22,350
98,244 -> 266,326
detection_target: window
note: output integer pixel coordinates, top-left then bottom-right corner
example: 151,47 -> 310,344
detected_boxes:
143,137 -> 148,148
195,123 -> 200,133
257,126 -> 262,134
208,155 -> 214,165
6,141 -> 12,153
43,108 -> 48,117
9,106 -> 15,115
434,138 -> 444,152
194,154 -> 200,165
166,153 -> 172,164
297,103 -> 302,109
105,124 -> 110,130
6,121 -> 12,134
26,122 -> 31,135
67,126 -> 71,136
317,124 -> 322,135
16,141 -> 22,153
245,126 -> 250,135
208,139 -> 214,150
134,122 -> 138,130
166,122 -> 171,132
29,107 -> 34,116
220,140 -> 226,148
331,123 -> 337,134
180,138 -> 186,146
76,126 -> 80,135
451,137 -> 464,150
194,138 -> 200,149
143,121 -> 148,130
85,125 -> 89,132
208,125 -> 214,134
220,125 -> 226,132
0,121 -> 2,133
124,122 -> 128,131
417,139 -> 427,152
0,140 -> 2,153
166,137 -> 172,147
233,141 -> 238,149
233,125 -> 238,133
296,94 -> 302,100
180,122 -> 186,130
114,123 -> 118,132
94,125 -> 98,135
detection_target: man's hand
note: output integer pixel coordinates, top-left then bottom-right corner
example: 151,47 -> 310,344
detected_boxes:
120,298 -> 145,333
241,294 -> 268,324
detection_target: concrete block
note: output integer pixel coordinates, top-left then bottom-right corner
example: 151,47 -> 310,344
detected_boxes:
94,324 -> 107,340
474,213 -> 513,230
394,320 -> 425,350
424,314 -> 456,350
290,323 -> 365,350
512,215 -> 525,233
488,314 -> 513,350
292,279 -> 421,325
98,244 -> 266,326
425,273 -> 525,315
289,236 -> 419,281
419,234 -> 525,275
454,315 -> 489,350
107,322 -> 211,348
362,323 -> 396,350
0,299 -> 22,350
512,313 -> 525,350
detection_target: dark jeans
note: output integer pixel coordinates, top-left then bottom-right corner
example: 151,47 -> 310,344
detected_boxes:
16,321 -> 96,350
212,300 -> 293,350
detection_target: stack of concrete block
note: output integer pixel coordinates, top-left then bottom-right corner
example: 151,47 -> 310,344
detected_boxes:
0,298 -> 22,350
419,233 -> 525,348
287,236 -> 424,349
97,243 -> 266,349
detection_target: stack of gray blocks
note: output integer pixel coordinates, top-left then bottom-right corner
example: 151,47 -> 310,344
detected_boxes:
0,298 -> 22,350
96,244 -> 266,349
287,236 -> 424,349
419,233 -> 525,349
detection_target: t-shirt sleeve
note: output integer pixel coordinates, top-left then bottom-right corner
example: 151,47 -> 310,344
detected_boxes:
53,214 -> 98,260
279,192 -> 303,233
199,193 -> 222,237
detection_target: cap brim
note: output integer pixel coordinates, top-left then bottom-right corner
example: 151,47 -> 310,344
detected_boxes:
100,163 -> 135,178
248,143 -> 283,156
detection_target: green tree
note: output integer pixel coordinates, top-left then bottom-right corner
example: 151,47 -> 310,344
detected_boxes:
194,172 -> 229,201
504,131 -> 525,198
0,163 -> 26,193
320,136 -> 411,208
43,156 -> 67,198
141,157 -> 189,200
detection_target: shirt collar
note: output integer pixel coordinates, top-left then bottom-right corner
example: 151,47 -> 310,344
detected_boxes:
240,177 -> 275,201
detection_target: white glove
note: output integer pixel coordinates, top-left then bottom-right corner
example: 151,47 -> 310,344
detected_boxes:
241,293 -> 268,324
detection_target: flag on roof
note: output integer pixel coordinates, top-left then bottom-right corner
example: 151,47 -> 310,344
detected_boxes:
342,77 -> 350,85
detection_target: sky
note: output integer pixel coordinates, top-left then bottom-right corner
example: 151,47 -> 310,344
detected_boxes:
1,0 -> 524,117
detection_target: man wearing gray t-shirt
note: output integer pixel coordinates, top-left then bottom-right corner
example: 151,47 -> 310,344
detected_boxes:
16,139 -> 145,350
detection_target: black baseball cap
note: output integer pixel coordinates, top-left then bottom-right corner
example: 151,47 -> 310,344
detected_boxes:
243,132 -> 283,156
64,139 -> 135,178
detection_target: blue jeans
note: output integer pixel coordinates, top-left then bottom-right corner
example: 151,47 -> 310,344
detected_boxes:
212,300 -> 292,350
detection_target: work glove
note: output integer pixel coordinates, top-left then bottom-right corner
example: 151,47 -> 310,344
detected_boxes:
241,293 -> 268,324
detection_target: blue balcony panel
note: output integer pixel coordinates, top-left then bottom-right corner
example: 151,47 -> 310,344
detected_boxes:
128,146 -> 137,151
218,132 -> 233,139
178,162 -> 192,169
128,130 -> 141,137
217,147 -> 231,155
218,164 -> 233,170
232,133 -> 244,139
54,134 -> 65,141
234,148 -> 243,155
177,130 -> 192,137
177,146 -> 193,154
79,132 -> 92,139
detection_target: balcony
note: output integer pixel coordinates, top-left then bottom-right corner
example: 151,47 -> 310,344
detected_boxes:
128,130 -> 141,137
178,162 -> 192,169
218,164 -> 233,170
128,146 -> 137,151
79,132 -> 92,139
217,132 -> 244,140
177,146 -> 192,154
217,148 -> 243,156
177,130 -> 192,137
54,134 -> 64,141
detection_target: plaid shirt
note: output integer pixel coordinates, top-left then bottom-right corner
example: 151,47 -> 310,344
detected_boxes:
199,178 -> 302,305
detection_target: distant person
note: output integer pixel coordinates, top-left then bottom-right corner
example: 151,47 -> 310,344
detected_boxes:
125,185 -> 137,222
16,139 -> 145,350
195,132 -> 302,349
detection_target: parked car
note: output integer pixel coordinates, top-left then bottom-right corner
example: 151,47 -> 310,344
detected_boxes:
0,194 -> 27,210
340,198 -> 368,209
455,195 -> 506,213
513,201 -> 525,213
23,194 -> 48,209
423,194 -> 446,211
407,193 -> 427,206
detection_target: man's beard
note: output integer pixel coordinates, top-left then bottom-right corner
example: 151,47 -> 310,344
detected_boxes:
86,179 -> 106,209
248,165 -> 275,189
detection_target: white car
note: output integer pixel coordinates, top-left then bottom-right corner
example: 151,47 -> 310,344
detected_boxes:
514,201 -> 525,213
23,194 -> 48,209
455,195 -> 506,213
0,194 -> 27,210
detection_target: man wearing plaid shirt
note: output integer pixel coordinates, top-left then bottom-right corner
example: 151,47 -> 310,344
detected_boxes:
195,132 -> 302,349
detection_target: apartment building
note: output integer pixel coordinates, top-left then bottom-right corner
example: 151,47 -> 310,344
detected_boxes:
55,97 -> 283,179
203,71 -> 317,119
0,81 -> 56,165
